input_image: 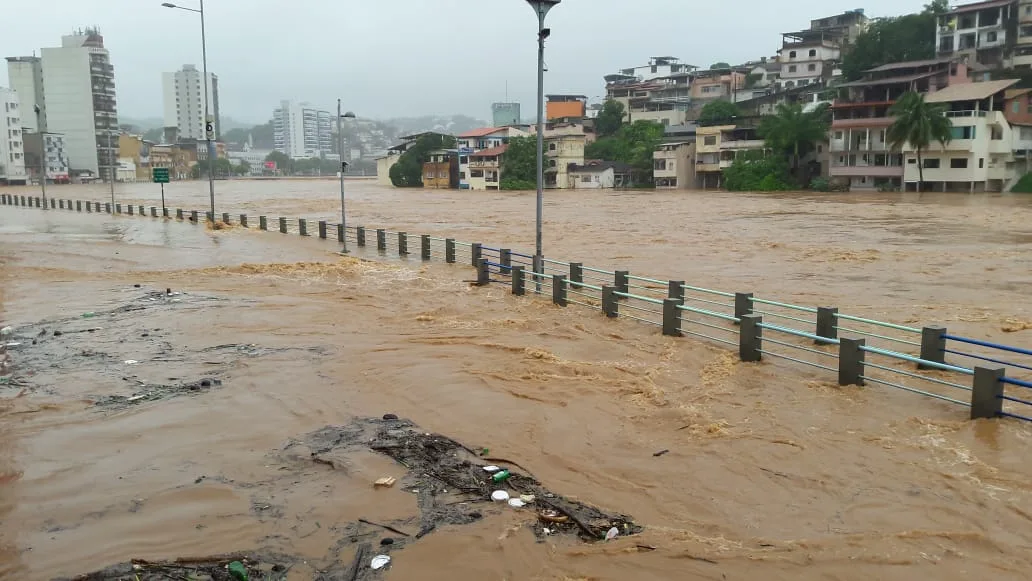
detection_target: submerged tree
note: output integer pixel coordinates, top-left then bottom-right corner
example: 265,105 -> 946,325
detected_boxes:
886,91 -> 952,192
758,102 -> 830,183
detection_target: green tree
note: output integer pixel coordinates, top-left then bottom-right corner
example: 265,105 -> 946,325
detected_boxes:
585,120 -> 664,185
697,100 -> 741,126
595,100 -> 626,138
235,160 -> 251,176
723,151 -> 792,192
264,151 -> 291,174
758,102 -> 830,183
709,62 -> 731,70
841,10 -> 940,81
389,133 -> 456,187
886,91 -> 952,192
142,127 -> 164,143
500,136 -> 536,189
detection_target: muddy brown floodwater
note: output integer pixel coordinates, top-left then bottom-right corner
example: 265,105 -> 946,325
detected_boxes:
1,180 -> 1032,581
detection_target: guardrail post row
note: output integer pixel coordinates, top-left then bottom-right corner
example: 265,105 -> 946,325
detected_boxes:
105,203 -> 112,213
970,366 -> 1005,420
299,219 -> 308,236
471,243 -> 482,267
663,298 -> 683,337
222,212 -> 230,224
602,285 -> 619,318
50,197 -> 56,209
318,220 -> 327,239
337,224 -> 345,243
279,217 -> 287,233
35,197 -> 42,207
162,207 -> 169,218
476,257 -> 490,285
838,337 -> 866,386
376,229 -> 386,251
552,275 -> 568,306
500,249 -> 512,274
398,232 -> 408,255
920,326 -> 947,369
86,200 -> 93,212
139,205 -> 145,216
739,314 -> 763,363
127,204 -> 134,215
239,214 -> 247,227
76,200 -> 82,211
206,211 -> 214,223
512,266 -> 526,296
816,307 -> 839,345
615,270 -> 629,295
190,210 -> 198,222
151,207 -> 158,217
357,226 -> 367,247
421,235 -> 431,261
176,208 -> 183,219
259,216 -> 267,230
735,292 -> 754,324
668,280 -> 685,302
445,238 -> 455,263
59,199 -> 65,210
569,262 -> 583,285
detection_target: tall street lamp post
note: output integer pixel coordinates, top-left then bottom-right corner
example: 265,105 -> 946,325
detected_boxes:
161,1 -> 216,222
337,101 -> 356,254
33,105 -> 47,210
525,0 -> 561,280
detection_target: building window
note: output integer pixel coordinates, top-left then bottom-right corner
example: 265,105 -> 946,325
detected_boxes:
979,158 -> 985,168
950,158 -> 968,168
548,159 -> 556,168
654,159 -> 667,170
581,175 -> 592,183
548,143 -> 556,151
704,136 -> 717,146
470,169 -> 484,177
789,50 -> 797,58
789,65 -> 797,73
834,131 -> 843,139
808,63 -> 816,71
907,158 -> 916,164
808,49 -> 817,57
923,158 -> 940,169
987,31 -> 997,43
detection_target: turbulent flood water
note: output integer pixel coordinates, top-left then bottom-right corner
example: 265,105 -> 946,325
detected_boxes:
2,179 -> 1032,580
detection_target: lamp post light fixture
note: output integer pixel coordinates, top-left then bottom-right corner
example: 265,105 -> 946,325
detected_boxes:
337,101 -> 356,254
525,0 -> 560,282
33,104 -> 47,210
161,0 -> 216,222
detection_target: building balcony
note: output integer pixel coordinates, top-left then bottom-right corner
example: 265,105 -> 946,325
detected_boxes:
831,117 -> 895,129
829,165 -> 904,177
696,162 -> 720,172
469,160 -> 499,169
654,169 -> 677,178
721,139 -> 765,151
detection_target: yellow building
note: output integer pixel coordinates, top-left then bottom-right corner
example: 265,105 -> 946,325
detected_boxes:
544,134 -> 586,189
118,134 -> 153,180
695,124 -> 765,188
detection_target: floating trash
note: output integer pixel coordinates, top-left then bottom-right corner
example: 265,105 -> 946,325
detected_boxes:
482,465 -> 500,473
124,360 -> 139,365
491,490 -> 510,502
605,527 -> 619,541
370,555 -> 391,570
507,498 -> 526,508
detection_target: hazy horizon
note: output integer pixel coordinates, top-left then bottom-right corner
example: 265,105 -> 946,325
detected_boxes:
3,0 -> 929,125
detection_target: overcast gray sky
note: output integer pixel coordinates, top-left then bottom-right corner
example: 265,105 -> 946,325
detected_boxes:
2,0 -> 930,125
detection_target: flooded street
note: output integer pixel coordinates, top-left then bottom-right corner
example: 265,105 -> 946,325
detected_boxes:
1,181 -> 1032,580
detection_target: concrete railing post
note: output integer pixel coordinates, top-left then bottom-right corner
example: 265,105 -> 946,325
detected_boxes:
162,207 -> 169,218
614,270 -> 629,295
734,292 -> 754,324
668,280 -> 685,302
86,200 -> 93,212
663,298 -> 683,337
512,266 -> 526,296
239,214 -> 247,227
206,211 -> 214,223
151,207 -> 158,217
552,275 -> 568,306
222,212 -> 231,224
176,208 -> 183,219
59,199 -> 65,210
471,243 -> 482,267
36,197 -> 42,207
298,219 -> 308,236
398,232 -> 408,255
920,326 -> 947,369
94,201 -> 100,212
838,337 -> 866,386
569,262 -> 583,285
476,257 -> 490,285
337,224 -> 344,243
190,210 -> 198,222
445,238 -> 456,263
127,204 -> 133,215
739,313 -> 763,362
500,249 -> 512,274
106,203 -> 112,213
971,367 -> 1005,420
376,229 -> 386,251
139,205 -> 145,216
50,197 -> 56,208
318,220 -> 327,239
256,215 -> 266,230
76,200 -> 82,211
279,217 -> 287,233
421,235 -> 431,261
602,285 -> 619,318
357,226 -> 366,247
816,307 -> 839,345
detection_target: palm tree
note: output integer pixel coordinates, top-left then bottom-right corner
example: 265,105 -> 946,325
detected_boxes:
887,91 -> 952,192
758,102 -> 830,184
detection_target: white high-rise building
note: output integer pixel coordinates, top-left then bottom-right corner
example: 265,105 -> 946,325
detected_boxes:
273,100 -> 333,159
35,28 -> 118,179
1,87 -> 28,184
162,64 -> 219,141
5,56 -> 45,132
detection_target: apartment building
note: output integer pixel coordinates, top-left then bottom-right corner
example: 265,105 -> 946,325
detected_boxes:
456,126 -> 527,189
492,102 -> 521,127
809,9 -> 869,46
544,133 -> 586,189
162,64 -> 219,141
1,87 -> 27,184
691,68 -> 748,105
936,0 -> 1015,68
467,145 -> 506,190
604,57 -> 700,126
422,149 -> 457,189
273,100 -> 333,159
568,161 -> 632,189
777,30 -> 841,91
695,123 -> 765,188
1014,0 -> 1032,68
829,58 -> 969,190
5,57 -> 45,132
23,131 -> 68,182
654,141 -> 696,189
903,79 -> 1019,192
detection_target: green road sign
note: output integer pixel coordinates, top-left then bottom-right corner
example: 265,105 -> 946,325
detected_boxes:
152,167 -> 170,183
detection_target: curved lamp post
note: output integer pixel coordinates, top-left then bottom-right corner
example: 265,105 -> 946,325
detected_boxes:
525,0 -> 560,280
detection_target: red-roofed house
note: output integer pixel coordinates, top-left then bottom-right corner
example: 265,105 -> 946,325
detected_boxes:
467,144 -> 508,190
456,126 -> 528,189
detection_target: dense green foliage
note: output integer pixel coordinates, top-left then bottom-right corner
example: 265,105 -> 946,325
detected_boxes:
191,157 -> 234,178
809,176 -> 849,192
697,100 -> 741,126
585,120 -> 664,185
709,62 -> 731,70
259,151 -> 345,176
595,100 -> 626,138
500,136 -> 536,189
1011,173 -> 1032,193
389,133 -> 456,187
841,0 -> 949,81
223,121 -> 276,149
723,152 -> 793,192
886,91 -> 952,191
759,102 -> 830,184
264,151 -> 290,171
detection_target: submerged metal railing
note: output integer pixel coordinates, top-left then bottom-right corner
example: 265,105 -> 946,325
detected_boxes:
3,192 -> 1030,424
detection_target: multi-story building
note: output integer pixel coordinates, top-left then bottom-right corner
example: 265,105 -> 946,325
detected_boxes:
30,29 -> 118,180
162,64 -> 219,141
808,9 -> 869,46
614,56 -> 697,82
568,161 -> 632,189
422,150 -> 457,189
545,95 -> 587,120
227,146 -> 274,176
118,133 -> 151,180
695,122 -> 765,188
936,0 -> 1016,68
1,87 -> 27,184
905,79 -> 1019,192
777,30 -> 841,91
544,133 -> 586,189
273,100 -> 333,159
492,102 -> 521,127
456,126 -> 528,189
604,57 -> 699,126
23,131 -> 68,182
691,68 -> 748,105
5,57 -> 45,132
1013,0 -> 1032,68
467,145 -> 506,190
829,58 -> 969,190
654,141 -> 696,189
